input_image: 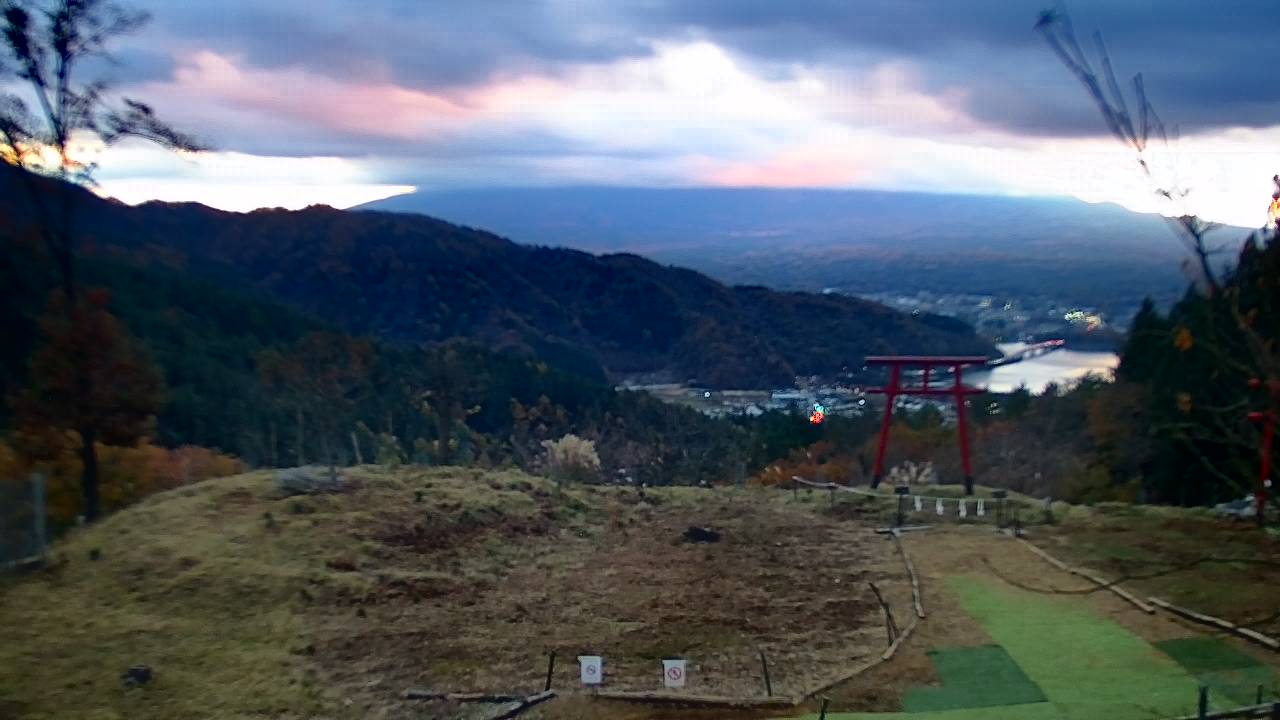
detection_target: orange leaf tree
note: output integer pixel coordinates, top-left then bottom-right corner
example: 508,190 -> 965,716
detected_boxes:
14,289 -> 162,520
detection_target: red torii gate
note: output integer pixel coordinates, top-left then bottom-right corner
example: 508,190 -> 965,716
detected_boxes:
865,355 -> 987,496
1247,377 -> 1277,526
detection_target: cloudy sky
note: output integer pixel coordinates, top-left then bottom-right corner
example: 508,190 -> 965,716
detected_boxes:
56,1 -> 1280,226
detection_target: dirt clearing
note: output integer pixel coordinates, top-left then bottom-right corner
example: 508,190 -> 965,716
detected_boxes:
309,475 -> 904,719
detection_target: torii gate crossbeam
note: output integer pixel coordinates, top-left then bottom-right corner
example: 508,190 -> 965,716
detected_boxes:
864,355 -> 987,495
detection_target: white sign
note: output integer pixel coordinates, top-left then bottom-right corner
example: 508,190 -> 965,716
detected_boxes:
662,659 -> 686,688
578,655 -> 602,685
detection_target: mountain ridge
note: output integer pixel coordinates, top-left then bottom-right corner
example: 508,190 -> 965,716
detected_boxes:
361,186 -> 1251,313
0,166 -> 993,388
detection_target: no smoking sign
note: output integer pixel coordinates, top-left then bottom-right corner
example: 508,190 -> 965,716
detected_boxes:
662,659 -> 686,688
578,655 -> 602,686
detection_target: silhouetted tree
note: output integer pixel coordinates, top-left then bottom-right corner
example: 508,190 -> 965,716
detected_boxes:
1038,8 -> 1279,511
1,0 -> 203,299
1,0 -> 202,521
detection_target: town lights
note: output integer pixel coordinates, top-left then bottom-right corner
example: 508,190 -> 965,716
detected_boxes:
809,403 -> 826,425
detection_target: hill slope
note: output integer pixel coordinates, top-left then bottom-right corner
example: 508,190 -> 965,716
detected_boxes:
0,167 -> 993,388
3,468 -> 1275,720
0,467 -> 900,719
363,187 -> 1250,312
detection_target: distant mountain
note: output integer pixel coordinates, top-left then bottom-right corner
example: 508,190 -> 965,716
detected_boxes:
0,167 -> 993,388
362,187 -> 1252,313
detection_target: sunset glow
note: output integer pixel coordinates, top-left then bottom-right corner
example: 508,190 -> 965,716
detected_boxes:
51,1 -> 1277,225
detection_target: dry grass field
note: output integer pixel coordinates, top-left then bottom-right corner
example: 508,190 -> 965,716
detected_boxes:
2,469 -> 1277,720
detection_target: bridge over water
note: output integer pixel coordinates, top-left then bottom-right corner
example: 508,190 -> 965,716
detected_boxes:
986,339 -> 1066,367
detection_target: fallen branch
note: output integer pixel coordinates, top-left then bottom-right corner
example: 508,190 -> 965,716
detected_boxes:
803,657 -> 881,698
875,525 -> 932,534
485,690 -> 556,720
403,690 -> 527,702
798,527 -> 928,699
891,529 -> 926,619
1149,597 -> 1280,652
1014,537 -> 1155,614
592,691 -> 796,708
803,616 -> 921,699
882,615 -> 919,661
868,581 -> 899,645
794,478 -> 840,491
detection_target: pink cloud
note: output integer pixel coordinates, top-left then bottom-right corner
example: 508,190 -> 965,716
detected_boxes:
166,52 -> 477,139
702,145 -> 866,187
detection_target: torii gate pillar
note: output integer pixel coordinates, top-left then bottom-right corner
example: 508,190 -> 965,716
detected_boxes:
865,355 -> 987,495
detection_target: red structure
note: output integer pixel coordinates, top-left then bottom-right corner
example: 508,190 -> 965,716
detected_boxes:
864,355 -> 987,495
1247,378 -> 1276,526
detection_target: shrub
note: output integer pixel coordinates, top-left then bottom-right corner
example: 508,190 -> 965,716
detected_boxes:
374,433 -> 404,467
887,460 -> 937,486
753,441 -> 853,487
541,434 -> 601,485
0,435 -> 244,525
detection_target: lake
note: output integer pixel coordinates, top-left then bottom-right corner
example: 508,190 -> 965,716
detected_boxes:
967,342 -> 1120,394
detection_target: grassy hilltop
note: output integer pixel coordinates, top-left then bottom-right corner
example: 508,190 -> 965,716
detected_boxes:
2,468 -> 1278,720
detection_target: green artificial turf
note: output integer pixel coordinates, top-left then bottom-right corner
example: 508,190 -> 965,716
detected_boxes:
784,575 -> 1208,720
946,575 -> 1202,719
902,645 -> 1046,712
1155,638 -> 1279,706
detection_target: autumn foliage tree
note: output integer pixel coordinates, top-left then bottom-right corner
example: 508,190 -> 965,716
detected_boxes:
2,0 -> 201,521
14,289 -> 162,520
1038,8 -> 1280,512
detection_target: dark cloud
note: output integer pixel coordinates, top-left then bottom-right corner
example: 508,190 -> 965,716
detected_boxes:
136,0 -> 654,90
115,0 -> 1270,144
640,0 -> 1275,136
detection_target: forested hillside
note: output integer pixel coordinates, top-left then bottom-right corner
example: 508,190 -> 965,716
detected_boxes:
0,165 -> 993,389
1112,229 -> 1280,505
4,222 -> 872,523
0,161 -> 968,518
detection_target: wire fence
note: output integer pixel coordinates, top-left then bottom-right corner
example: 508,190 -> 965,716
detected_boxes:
789,476 -> 1053,529
1,473 -> 48,571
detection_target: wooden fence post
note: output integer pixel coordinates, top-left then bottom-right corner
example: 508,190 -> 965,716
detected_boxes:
993,489 -> 1007,528
544,650 -> 556,692
759,649 -> 773,697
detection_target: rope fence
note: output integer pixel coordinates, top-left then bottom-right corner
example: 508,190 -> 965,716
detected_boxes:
789,475 -> 1049,528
